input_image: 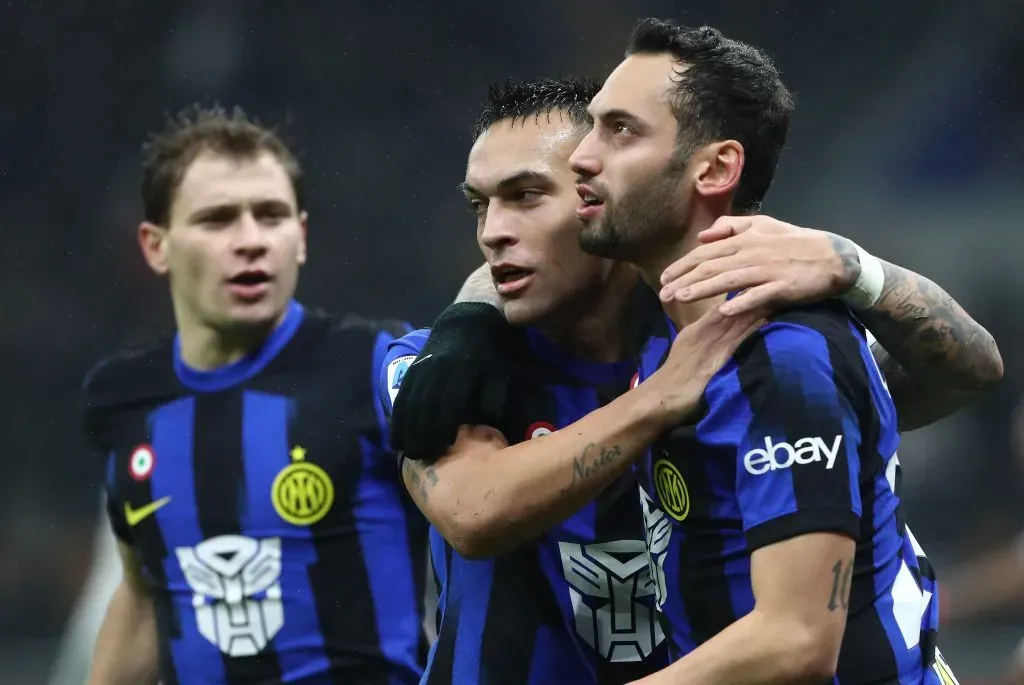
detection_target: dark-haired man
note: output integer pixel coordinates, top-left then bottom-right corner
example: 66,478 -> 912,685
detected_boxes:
390,20 -> 1000,685
82,105 -> 430,685
567,18 -> 988,683
384,70 -> 998,685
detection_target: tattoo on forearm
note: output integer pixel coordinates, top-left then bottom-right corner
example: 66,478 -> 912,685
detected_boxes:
858,261 -> 1001,429
570,443 -> 622,488
829,235 -> 861,291
403,459 -> 440,505
827,558 -> 854,612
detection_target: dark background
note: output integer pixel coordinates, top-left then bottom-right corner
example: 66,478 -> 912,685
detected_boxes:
3,1 -> 1021,681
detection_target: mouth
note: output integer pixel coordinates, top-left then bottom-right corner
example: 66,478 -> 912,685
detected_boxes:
226,270 -> 274,300
575,184 -> 605,220
490,264 -> 535,297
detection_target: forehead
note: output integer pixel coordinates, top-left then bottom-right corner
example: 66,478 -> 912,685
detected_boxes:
466,115 -> 580,189
173,151 -> 295,214
591,53 -> 679,121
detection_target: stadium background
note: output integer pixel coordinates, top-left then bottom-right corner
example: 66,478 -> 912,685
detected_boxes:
2,1 -> 1021,681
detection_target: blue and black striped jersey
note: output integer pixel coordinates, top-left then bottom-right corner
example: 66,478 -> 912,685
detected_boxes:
82,301 -> 429,685
635,300 -> 949,683
379,326 -> 669,685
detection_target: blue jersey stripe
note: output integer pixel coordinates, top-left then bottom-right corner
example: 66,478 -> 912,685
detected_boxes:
149,397 -> 226,683
355,434 -> 422,676
240,391 -> 331,681
451,561 -> 495,684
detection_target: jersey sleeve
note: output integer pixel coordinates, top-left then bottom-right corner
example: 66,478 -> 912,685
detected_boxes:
374,327 -> 430,423
704,307 -> 876,552
82,358 -> 134,545
369,321 -> 417,446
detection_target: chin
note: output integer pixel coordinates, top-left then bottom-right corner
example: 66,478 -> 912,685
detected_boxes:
578,225 -> 621,259
502,298 -> 553,328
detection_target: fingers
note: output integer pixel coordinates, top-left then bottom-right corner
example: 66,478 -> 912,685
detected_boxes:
717,284 -> 784,316
662,264 -> 767,303
659,240 -> 740,286
697,216 -> 754,243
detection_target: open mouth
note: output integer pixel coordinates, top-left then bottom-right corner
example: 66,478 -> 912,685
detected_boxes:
491,265 -> 535,296
228,270 -> 272,286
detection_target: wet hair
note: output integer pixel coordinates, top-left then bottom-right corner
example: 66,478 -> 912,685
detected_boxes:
472,77 -> 600,141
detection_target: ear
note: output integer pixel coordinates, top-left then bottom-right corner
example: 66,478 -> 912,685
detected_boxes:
694,140 -> 744,203
137,222 -> 170,276
297,211 -> 309,266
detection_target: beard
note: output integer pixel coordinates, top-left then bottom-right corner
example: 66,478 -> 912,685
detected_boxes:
578,154 -> 690,262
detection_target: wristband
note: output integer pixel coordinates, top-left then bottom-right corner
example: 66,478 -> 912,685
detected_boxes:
839,242 -> 885,310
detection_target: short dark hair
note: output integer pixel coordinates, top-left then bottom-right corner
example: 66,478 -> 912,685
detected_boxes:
472,77 -> 600,141
141,104 -> 304,226
627,19 -> 794,214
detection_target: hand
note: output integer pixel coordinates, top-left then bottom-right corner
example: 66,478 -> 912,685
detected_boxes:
657,215 -> 862,316
390,302 -> 513,462
642,306 -> 767,427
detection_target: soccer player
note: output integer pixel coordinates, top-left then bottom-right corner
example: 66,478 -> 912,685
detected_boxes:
379,79 -> 683,685
567,18 -> 982,682
382,79 -> 999,685
81,106 -> 428,685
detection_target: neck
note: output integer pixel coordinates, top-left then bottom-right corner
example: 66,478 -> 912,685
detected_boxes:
537,265 -> 637,363
176,306 -> 288,371
634,206 -> 727,328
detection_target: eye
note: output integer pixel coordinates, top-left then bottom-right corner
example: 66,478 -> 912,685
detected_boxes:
465,198 -> 486,215
614,121 -> 635,136
512,190 -> 542,203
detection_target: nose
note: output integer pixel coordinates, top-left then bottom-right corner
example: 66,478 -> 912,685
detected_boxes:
478,205 -> 518,253
232,211 -> 268,257
568,128 -> 602,179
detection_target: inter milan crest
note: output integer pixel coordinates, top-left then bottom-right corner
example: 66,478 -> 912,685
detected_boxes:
271,446 -> 335,525
653,458 -> 690,522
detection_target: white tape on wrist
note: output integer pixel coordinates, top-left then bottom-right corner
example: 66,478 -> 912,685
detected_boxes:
839,242 -> 885,310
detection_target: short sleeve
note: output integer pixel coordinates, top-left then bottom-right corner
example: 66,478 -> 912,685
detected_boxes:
707,309 -> 879,552
375,328 -> 431,422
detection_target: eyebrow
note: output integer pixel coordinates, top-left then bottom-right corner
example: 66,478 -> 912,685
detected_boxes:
187,198 -> 293,223
459,170 -> 552,197
592,107 -> 647,128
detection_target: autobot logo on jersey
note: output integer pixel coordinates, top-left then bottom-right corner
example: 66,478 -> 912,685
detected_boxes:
176,535 -> 283,657
526,421 -> 555,440
742,435 -> 843,475
386,355 -> 416,404
559,539 -> 665,662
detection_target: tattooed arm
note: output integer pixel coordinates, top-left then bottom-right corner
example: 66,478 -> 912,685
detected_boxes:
656,218 -> 1002,432
395,304 -> 759,559
400,402 -> 658,559
843,248 -> 1003,431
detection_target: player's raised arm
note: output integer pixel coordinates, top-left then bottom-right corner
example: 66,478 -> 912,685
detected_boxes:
657,216 -> 1003,431
380,309 -> 764,559
86,539 -> 159,685
634,308 -> 884,685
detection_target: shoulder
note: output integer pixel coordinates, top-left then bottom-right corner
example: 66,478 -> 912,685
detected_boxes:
377,328 -> 431,412
81,337 -> 176,446
706,301 -> 873,409
737,301 -> 868,380
82,337 -> 176,410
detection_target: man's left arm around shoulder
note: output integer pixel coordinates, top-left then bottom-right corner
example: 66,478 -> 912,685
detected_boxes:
657,217 -> 1003,431
852,252 -> 1003,430
631,319 -> 868,685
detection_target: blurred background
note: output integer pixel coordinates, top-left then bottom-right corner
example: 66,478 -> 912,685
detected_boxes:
2,1 -> 1021,682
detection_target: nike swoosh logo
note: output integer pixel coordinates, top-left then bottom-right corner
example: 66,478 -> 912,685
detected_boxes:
410,354 -> 432,366
124,496 -> 172,526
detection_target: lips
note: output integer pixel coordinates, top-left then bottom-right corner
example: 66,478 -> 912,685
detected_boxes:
226,269 -> 273,301
490,263 -> 535,297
